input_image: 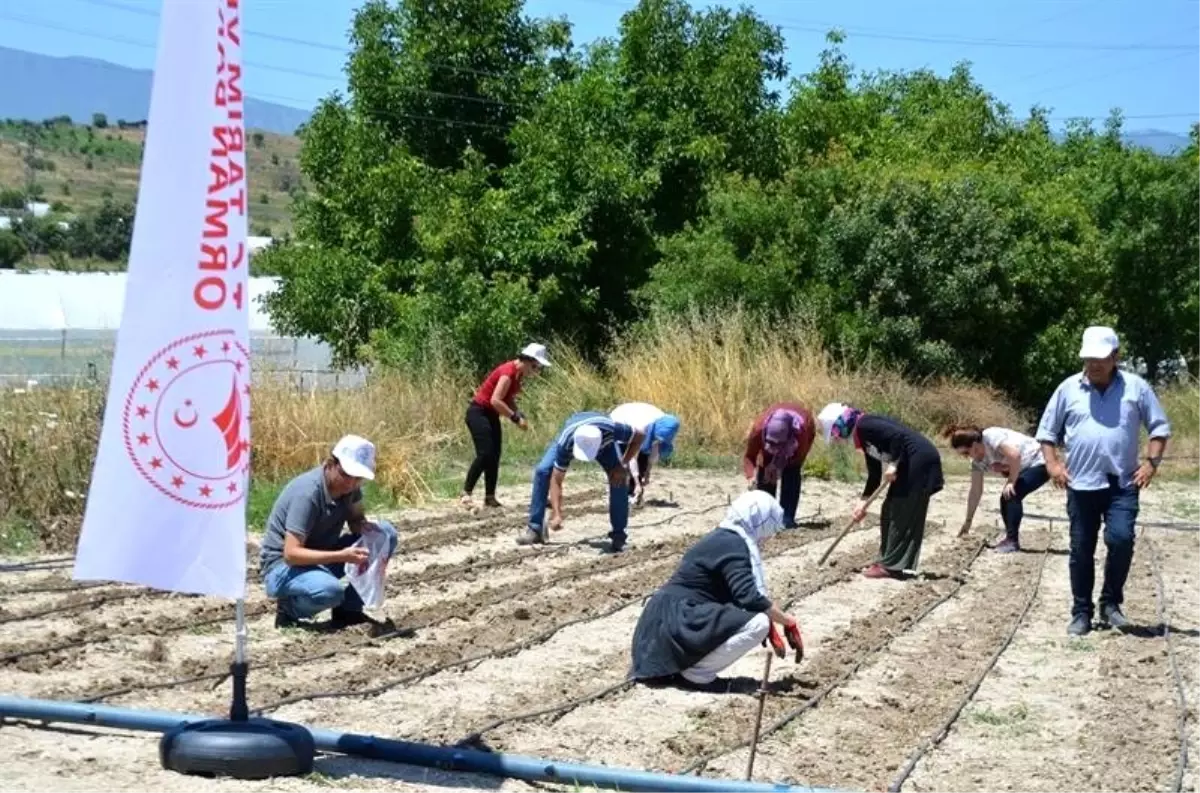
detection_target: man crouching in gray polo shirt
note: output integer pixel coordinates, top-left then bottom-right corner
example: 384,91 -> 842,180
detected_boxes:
259,434 -> 398,628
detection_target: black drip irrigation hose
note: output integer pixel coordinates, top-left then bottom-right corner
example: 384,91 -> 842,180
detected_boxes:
0,557 -> 75,574
251,511 -> 835,718
886,532 -> 1053,792
0,590 -> 162,626
678,537 -> 991,777
444,516 -> 855,749
2,501 -> 753,669
1017,511 -> 1199,533
456,680 -> 637,747
252,596 -> 646,716
79,537 -> 695,704
1143,527 -> 1191,793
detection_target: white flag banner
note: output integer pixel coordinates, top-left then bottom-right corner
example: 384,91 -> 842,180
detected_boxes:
73,0 -> 251,599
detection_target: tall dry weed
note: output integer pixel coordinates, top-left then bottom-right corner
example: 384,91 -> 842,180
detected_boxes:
7,310 -> 1193,552
605,310 -> 1025,454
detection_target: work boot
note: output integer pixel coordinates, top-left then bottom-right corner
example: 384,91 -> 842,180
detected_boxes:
516,526 -> 546,546
331,607 -> 372,628
1100,604 -> 1131,631
274,604 -> 299,629
608,537 -> 627,554
1067,614 -> 1092,636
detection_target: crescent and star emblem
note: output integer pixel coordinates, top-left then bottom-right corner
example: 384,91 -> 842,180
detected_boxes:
173,400 -> 199,429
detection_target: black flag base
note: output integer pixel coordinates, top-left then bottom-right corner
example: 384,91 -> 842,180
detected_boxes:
158,714 -> 315,779
160,603 -> 314,779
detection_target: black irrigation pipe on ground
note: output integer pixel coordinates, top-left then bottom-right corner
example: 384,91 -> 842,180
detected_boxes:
1019,511 -> 1199,533
1143,527 -> 1191,793
678,537 -> 991,777
77,538 -> 695,704
2,502 -> 752,668
251,596 -> 647,716
0,557 -> 75,574
456,680 -> 636,748
251,514 -> 838,718
0,590 -> 174,626
3,581 -> 110,598
443,516 -> 868,749
886,533 -> 1052,792
73,501 -> 758,702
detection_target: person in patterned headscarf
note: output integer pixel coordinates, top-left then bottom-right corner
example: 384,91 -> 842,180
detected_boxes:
629,491 -> 801,688
742,402 -> 815,529
817,403 -> 945,580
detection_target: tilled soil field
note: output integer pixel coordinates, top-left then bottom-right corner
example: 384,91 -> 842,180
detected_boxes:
0,469 -> 1196,793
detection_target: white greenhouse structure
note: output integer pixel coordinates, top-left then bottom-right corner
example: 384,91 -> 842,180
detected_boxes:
0,271 -> 358,388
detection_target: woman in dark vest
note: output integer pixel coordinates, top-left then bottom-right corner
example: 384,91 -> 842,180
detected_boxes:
817,402 -> 945,579
629,491 -> 801,688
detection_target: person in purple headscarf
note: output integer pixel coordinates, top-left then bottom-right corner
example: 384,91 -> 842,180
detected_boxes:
742,402 -> 816,529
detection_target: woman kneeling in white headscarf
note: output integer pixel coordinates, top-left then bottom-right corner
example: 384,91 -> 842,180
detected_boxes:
629,491 -> 801,688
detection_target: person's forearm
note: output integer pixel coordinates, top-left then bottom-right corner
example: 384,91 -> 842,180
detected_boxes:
1041,443 -> 1060,467
1147,437 -> 1167,458
549,473 -> 564,519
622,433 -> 645,466
490,398 -> 515,419
965,478 -> 982,522
284,545 -> 344,566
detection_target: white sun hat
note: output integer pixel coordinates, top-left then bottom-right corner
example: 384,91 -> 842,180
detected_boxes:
816,402 -> 849,445
332,434 -> 376,480
572,424 -> 604,462
1078,326 -> 1119,360
520,343 -> 552,368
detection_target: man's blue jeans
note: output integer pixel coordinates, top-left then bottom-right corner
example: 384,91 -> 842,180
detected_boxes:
263,520 -> 398,620
1066,477 -> 1138,619
1000,464 -> 1050,545
527,443 -> 629,545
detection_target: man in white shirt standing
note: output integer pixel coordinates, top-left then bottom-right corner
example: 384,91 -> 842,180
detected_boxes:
610,402 -> 682,506
1035,326 -> 1171,636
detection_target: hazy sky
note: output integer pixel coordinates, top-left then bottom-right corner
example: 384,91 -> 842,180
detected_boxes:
2,0 -> 1197,133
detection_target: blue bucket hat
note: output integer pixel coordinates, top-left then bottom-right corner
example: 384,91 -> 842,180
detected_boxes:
653,414 -> 681,460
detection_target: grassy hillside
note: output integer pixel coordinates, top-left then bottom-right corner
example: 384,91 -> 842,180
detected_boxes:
0,118 -> 302,240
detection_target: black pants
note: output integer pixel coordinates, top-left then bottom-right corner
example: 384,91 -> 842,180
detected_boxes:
756,463 -> 801,528
464,403 -> 502,497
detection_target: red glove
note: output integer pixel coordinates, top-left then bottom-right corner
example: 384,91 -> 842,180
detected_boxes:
767,624 -> 786,659
784,622 -> 804,663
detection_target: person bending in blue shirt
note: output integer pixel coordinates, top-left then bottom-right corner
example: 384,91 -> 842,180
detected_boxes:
520,412 -> 645,553
1036,326 -> 1171,636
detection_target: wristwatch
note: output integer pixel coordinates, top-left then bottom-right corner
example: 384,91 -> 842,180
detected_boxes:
1147,456 -> 1162,470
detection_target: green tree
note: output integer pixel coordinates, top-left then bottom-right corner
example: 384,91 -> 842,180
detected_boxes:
92,113 -> 108,129
0,230 -> 26,269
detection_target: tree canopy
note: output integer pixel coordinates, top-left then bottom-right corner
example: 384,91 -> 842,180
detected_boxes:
256,0 -> 1199,406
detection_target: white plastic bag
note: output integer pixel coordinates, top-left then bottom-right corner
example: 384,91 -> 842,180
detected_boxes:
345,528 -> 390,609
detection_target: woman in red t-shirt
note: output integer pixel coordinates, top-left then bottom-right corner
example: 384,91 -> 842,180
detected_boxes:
461,343 -> 552,508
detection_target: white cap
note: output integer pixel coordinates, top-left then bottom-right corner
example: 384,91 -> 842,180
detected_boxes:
1079,326 -> 1119,359
572,424 -> 603,462
817,402 -> 848,445
520,343 -> 552,368
332,434 -> 376,480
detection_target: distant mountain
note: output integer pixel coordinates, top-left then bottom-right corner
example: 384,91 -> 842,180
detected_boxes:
0,47 -> 311,135
1122,129 -> 1192,156
1050,128 -> 1192,156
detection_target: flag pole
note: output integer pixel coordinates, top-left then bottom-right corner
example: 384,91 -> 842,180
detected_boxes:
229,598 -> 249,722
